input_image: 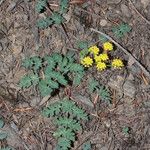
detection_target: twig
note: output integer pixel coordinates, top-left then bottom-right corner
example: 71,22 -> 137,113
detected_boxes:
128,0 -> 150,25
90,28 -> 150,79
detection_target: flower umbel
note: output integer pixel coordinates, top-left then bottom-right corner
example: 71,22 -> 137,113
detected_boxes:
96,62 -> 107,71
103,42 -> 113,51
112,58 -> 124,69
88,45 -> 99,55
81,56 -> 93,67
94,53 -> 109,62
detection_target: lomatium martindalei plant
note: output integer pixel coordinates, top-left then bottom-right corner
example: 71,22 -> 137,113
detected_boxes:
80,42 -> 124,71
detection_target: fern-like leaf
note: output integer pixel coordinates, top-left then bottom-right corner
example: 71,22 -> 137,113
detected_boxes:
60,99 -> 75,114
35,0 -> 47,13
19,75 -> 32,88
70,63 -> 84,72
38,80 -> 52,96
51,12 -> 65,25
22,58 -> 33,68
73,72 -> 84,86
43,103 -> 61,117
96,86 -> 111,103
29,73 -> 39,85
54,117 -> 82,131
51,53 -> 63,63
112,23 -> 131,38
59,0 -> 69,14
88,78 -> 99,93
44,55 -> 56,68
77,41 -> 89,50
49,71 -> 68,86
54,128 -> 75,142
72,106 -> 88,120
82,141 -> 92,150
56,137 -> 71,150
37,17 -> 53,29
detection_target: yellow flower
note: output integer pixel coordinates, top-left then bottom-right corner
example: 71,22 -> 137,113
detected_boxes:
112,58 -> 124,69
96,62 -> 107,71
88,45 -> 99,55
103,42 -> 113,51
94,53 -> 109,62
81,56 -> 93,67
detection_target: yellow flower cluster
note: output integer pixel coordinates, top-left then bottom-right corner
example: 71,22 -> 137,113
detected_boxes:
95,53 -> 109,62
112,59 -> 124,69
103,42 -> 113,51
88,45 -> 99,55
81,56 -> 93,67
80,42 -> 124,71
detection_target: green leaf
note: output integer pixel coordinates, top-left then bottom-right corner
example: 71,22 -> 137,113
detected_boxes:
82,141 -> 92,150
29,73 -> 39,85
99,35 -> 108,43
58,57 -> 69,72
80,49 -> 89,58
22,58 -> 33,68
46,78 -> 59,89
60,99 -> 75,114
54,128 -> 75,141
37,17 -> 53,29
44,55 -> 56,68
38,80 -> 52,96
65,51 -> 75,61
0,147 -> 13,150
96,86 -> 111,103
30,56 -> 42,71
59,0 -> 69,14
44,66 -> 53,77
77,41 -> 89,49
112,23 -> 131,38
22,56 -> 42,71
49,71 -> 68,86
123,126 -> 130,134
43,103 -> 61,117
57,137 -> 71,150
0,132 -> 7,140
19,75 -> 32,88
55,117 -> 81,131
70,63 -> 84,72
35,0 -> 47,13
72,106 -> 88,120
73,73 -> 84,86
0,118 -> 4,128
51,12 -> 65,25
88,78 -> 99,93
51,53 -> 63,64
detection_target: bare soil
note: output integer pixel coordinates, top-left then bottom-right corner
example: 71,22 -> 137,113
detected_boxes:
0,0 -> 150,149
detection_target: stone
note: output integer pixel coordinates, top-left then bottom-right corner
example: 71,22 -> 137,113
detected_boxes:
100,19 -> 107,26
30,97 -> 40,107
123,80 -> 136,98
121,4 -> 132,18
108,76 -> 136,98
141,0 -> 150,8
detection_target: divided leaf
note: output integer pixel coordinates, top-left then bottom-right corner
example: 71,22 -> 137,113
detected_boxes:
43,98 -> 88,150
88,78 -> 99,93
0,118 -> 4,128
35,0 -> 47,13
19,75 -> 32,88
97,86 -> 111,103
112,23 -> 131,38
39,80 -> 52,97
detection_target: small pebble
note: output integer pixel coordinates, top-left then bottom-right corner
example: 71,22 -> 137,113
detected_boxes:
100,19 -> 107,26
